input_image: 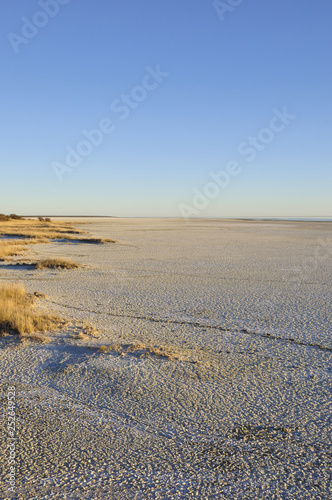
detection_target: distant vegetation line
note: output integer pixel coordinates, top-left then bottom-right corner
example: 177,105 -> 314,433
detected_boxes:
13,215 -> 116,218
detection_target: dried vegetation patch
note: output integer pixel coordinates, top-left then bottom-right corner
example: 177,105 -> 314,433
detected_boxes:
0,218 -> 116,243
0,216 -> 117,265
0,282 -> 64,336
70,322 -> 100,340
35,258 -> 82,270
0,238 -> 48,261
97,342 -> 181,360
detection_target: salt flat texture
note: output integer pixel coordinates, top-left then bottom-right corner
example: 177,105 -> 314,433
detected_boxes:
0,218 -> 331,499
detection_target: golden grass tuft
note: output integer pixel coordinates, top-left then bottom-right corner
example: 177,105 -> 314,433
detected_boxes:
76,331 -> 89,340
35,258 -> 81,270
0,282 -> 63,335
99,345 -> 109,352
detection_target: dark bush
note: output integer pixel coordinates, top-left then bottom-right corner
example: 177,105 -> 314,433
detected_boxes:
9,214 -> 23,220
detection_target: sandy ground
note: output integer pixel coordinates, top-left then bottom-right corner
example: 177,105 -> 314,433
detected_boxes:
0,218 -> 331,499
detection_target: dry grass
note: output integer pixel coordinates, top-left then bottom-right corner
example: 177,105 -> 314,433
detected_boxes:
80,323 -> 99,337
70,322 -> 100,340
0,238 -> 48,261
20,333 -> 51,344
75,331 -> 89,341
0,282 -> 63,335
97,342 -> 180,360
0,243 -> 28,260
98,345 -> 110,352
0,219 -> 116,243
0,218 -> 83,240
0,218 -> 116,263
36,258 -> 82,270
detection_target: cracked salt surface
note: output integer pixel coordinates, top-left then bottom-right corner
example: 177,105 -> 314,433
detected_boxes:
0,218 -> 331,499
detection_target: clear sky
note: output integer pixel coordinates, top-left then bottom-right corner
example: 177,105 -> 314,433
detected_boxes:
1,0 -> 331,217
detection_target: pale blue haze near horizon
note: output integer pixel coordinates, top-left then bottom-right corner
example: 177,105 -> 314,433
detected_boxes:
0,0 -> 331,217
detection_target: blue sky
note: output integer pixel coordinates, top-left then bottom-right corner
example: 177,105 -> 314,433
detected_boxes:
1,0 -> 331,217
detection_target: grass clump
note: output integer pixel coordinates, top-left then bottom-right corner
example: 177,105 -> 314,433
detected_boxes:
36,258 -> 81,270
0,282 -> 62,335
99,345 -> 110,352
